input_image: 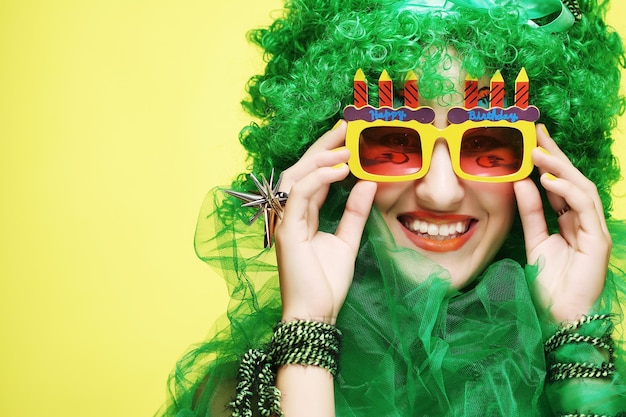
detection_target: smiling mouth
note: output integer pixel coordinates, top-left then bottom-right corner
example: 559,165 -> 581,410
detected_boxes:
397,216 -> 475,241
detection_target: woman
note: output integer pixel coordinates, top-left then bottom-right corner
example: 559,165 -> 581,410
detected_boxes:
158,0 -> 626,415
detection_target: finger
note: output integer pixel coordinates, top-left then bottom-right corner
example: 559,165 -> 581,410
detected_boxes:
534,126 -> 607,232
513,178 -> 549,257
532,125 -> 570,214
302,120 -> 348,156
533,142 -> 595,199
335,181 -> 377,253
280,147 -> 350,193
535,124 -> 569,160
275,120 -> 348,241
539,173 -> 608,240
279,120 -> 348,191
279,165 -> 351,239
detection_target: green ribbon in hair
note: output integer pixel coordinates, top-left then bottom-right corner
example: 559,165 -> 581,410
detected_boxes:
397,0 -> 577,32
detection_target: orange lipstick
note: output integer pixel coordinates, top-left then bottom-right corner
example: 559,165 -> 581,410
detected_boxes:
397,211 -> 477,252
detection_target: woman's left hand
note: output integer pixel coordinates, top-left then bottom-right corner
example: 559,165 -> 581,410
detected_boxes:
514,125 -> 611,324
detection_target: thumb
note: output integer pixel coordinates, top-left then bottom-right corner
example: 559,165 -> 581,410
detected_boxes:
335,181 -> 377,254
513,179 -> 549,259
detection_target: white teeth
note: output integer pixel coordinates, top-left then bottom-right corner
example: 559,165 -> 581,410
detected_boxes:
403,218 -> 471,239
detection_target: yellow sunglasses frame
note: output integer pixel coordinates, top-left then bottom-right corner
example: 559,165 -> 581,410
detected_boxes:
345,112 -> 537,183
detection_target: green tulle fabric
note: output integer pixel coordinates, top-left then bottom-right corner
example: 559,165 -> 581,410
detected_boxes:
155,188 -> 626,417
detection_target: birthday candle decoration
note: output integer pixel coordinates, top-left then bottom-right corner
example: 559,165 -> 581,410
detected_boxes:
515,68 -> 529,109
490,70 -> 505,108
464,75 -> 478,108
378,70 -> 393,107
353,69 -> 368,108
404,71 -> 419,108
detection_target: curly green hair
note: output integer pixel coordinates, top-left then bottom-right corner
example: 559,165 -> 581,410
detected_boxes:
221,0 -> 625,262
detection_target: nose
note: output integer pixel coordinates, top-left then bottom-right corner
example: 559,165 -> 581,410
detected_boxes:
414,139 -> 465,210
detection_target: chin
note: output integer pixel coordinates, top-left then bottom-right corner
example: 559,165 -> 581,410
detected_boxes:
392,220 -> 500,289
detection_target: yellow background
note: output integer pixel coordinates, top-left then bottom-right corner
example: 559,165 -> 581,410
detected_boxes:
1,1 -> 625,416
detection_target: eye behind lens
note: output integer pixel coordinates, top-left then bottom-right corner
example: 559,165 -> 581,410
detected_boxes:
459,127 -> 524,177
359,126 -> 424,176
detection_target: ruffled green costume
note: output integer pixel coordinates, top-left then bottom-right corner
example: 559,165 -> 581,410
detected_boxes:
155,189 -> 626,416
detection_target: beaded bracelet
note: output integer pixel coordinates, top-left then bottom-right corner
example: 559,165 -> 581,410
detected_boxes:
271,320 -> 342,376
544,314 -> 615,383
561,414 -> 615,417
230,320 -> 342,417
560,414 -> 626,417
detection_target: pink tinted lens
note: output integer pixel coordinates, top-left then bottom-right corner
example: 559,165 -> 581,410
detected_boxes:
359,126 -> 423,176
460,127 -> 524,177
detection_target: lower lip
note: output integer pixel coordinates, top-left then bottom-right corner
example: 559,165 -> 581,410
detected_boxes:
399,221 -> 477,252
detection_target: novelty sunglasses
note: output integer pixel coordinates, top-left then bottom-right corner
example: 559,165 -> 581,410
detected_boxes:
343,69 -> 540,183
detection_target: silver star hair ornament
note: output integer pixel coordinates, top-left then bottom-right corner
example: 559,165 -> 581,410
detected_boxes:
224,170 -> 288,248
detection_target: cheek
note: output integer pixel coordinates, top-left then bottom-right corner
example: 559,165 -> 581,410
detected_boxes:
372,182 -> 414,211
473,182 -> 516,223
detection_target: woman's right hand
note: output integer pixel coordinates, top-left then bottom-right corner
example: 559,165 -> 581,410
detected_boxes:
274,121 -> 377,324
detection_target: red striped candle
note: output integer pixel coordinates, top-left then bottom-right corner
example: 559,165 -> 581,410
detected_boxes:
378,70 -> 393,107
353,69 -> 368,108
490,70 -> 505,108
464,75 -> 478,108
404,70 -> 419,108
515,68 -> 529,109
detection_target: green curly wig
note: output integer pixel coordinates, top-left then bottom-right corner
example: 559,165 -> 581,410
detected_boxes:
235,0 -> 621,211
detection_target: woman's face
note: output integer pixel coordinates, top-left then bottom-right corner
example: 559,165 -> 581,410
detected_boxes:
373,62 -> 517,289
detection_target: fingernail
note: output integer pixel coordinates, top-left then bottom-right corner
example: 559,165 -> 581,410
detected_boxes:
331,120 -> 344,130
545,173 -> 557,181
331,146 -> 347,152
540,124 -> 550,137
538,146 -> 550,155
332,163 -> 347,169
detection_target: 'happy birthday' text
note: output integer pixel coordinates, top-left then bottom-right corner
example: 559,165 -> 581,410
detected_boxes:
368,109 -> 408,121
468,109 -> 519,123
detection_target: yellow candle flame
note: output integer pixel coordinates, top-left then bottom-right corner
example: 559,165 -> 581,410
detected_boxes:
515,67 -> 529,83
490,70 -> 504,84
354,68 -> 366,82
